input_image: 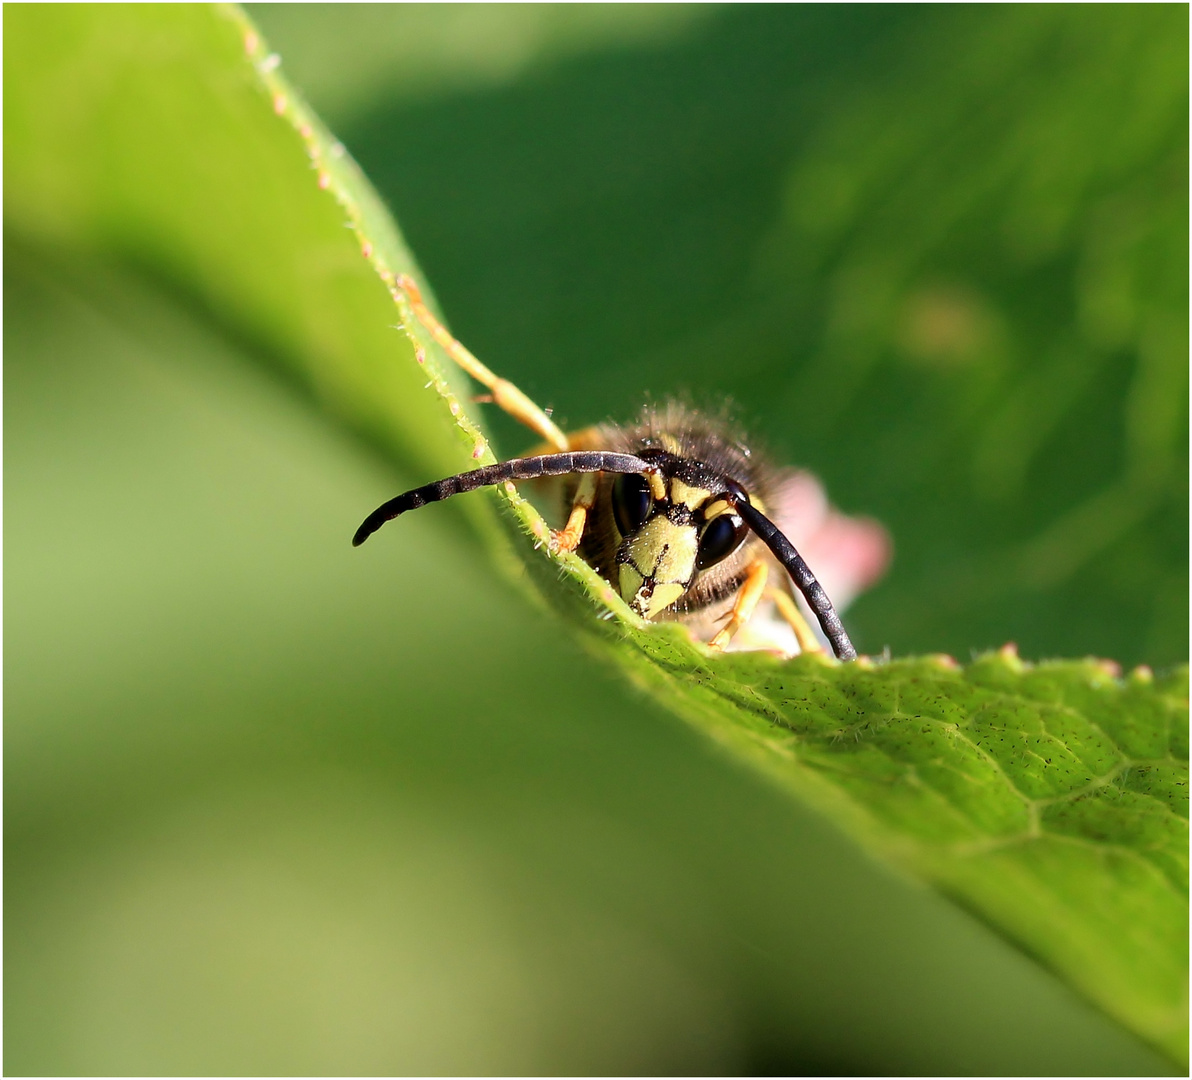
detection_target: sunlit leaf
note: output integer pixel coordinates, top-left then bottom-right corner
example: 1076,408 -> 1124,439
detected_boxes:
5,3 -> 1186,1066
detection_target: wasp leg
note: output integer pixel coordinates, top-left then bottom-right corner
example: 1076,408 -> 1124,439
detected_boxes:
521,428 -> 604,552
549,471 -> 597,555
770,588 -> 825,655
528,427 -> 663,499
709,560 -> 769,652
397,274 -> 569,451
521,426 -> 606,458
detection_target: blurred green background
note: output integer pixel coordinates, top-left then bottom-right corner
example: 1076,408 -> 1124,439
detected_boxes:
5,4 -> 1186,1074
256,2 -> 1188,668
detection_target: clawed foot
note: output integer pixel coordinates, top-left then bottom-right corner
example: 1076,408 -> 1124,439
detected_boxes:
548,529 -> 581,555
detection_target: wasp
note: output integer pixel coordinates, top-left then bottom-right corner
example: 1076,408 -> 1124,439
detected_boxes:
354,276 -> 888,661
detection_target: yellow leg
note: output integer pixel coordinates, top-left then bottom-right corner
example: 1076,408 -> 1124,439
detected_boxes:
522,425 -> 606,458
709,560 -> 769,652
397,273 -> 569,451
550,472 -> 597,554
528,424 -> 664,497
770,588 -> 825,655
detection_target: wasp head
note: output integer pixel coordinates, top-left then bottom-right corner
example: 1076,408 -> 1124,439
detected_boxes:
610,454 -> 751,618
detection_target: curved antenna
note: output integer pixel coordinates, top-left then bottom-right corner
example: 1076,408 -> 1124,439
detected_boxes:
734,499 -> 857,661
353,451 -> 656,547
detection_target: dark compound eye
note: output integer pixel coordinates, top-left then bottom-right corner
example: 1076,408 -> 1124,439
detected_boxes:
697,511 -> 748,569
613,473 -> 653,536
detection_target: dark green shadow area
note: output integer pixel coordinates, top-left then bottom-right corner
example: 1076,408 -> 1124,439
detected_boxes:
257,3 -> 1188,668
4,243 -> 1172,1074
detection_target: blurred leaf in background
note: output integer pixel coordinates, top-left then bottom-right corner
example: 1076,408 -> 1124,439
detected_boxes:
259,2 -> 1187,667
5,4 -> 1186,1075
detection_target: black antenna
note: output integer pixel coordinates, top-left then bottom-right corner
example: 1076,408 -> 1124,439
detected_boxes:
355,451 -> 857,662
734,499 -> 857,661
353,451 -> 655,547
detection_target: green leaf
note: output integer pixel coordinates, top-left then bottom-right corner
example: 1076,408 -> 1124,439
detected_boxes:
5,3 -> 1186,1067
618,637 -> 1189,1063
4,2 -> 501,538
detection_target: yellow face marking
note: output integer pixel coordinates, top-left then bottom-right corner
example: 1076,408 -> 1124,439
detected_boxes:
667,479 -> 713,511
617,513 -> 700,618
621,574 -> 686,617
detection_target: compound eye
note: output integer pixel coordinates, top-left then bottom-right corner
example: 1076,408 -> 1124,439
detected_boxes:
613,473 -> 653,537
697,510 -> 748,569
